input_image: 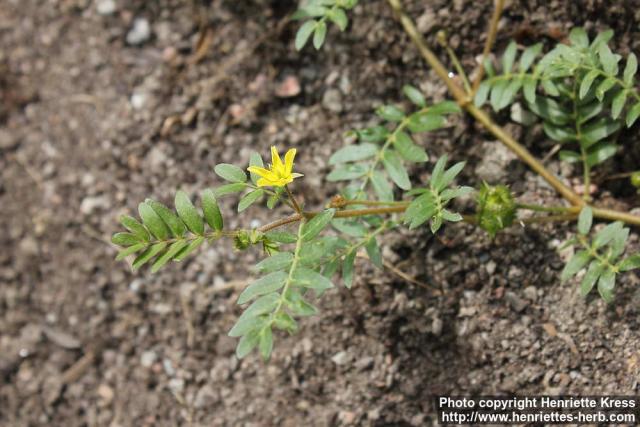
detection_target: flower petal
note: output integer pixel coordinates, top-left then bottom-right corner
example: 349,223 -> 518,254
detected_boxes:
270,146 -> 283,171
247,166 -> 272,179
256,177 -> 274,187
284,148 -> 297,174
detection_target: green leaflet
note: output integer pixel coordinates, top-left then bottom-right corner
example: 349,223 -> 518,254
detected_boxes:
175,191 -> 205,235
214,163 -> 247,183
237,271 -> 288,305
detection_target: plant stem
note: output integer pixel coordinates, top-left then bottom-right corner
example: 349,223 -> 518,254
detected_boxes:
285,185 -> 303,215
570,80 -> 592,202
336,199 -> 409,207
516,203 -> 580,214
385,0 -> 585,207
256,203 -> 613,234
437,32 -> 472,94
271,221 -> 305,316
471,0 -> 505,95
577,234 -> 619,273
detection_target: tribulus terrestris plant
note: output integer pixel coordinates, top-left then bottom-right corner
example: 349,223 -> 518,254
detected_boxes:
111,0 -> 640,361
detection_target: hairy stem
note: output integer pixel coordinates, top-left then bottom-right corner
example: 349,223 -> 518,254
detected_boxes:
471,0 -> 505,94
516,203 -> 580,214
255,203 -> 607,235
285,185 -> 303,215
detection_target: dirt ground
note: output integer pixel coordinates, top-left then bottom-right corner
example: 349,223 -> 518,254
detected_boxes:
2,0 -> 640,426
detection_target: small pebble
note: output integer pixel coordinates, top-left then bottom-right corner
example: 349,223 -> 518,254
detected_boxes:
96,0 -> 117,16
331,351 -> 349,365
126,18 -> 151,45
140,351 -> 157,368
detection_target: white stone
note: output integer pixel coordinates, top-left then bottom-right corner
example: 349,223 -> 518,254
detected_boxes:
126,18 -> 151,45
96,0 -> 117,15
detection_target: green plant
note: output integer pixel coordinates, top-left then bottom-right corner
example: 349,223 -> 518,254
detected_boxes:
112,2 -> 640,361
475,29 -> 640,199
293,0 -> 358,50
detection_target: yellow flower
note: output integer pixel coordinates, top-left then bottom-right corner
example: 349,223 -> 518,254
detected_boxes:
247,146 -> 303,188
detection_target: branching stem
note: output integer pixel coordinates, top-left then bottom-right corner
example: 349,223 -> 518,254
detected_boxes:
385,0 -> 640,227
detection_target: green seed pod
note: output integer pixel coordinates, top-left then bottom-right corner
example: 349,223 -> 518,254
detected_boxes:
631,171 -> 640,189
234,231 -> 251,251
476,183 -> 516,237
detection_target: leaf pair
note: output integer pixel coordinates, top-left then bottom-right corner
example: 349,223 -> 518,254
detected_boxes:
404,155 -> 471,232
111,190 -> 223,272
562,207 -> 639,302
293,0 -> 357,50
